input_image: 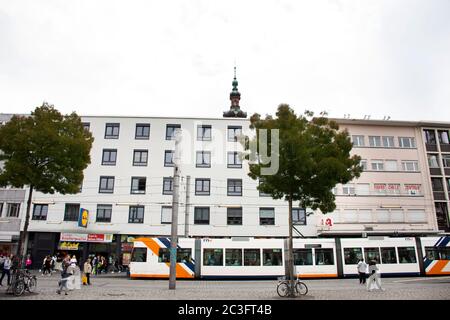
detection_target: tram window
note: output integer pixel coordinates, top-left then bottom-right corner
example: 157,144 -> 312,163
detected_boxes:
225,249 -> 243,266
397,247 -> 417,263
131,248 -> 147,262
425,247 -> 440,260
244,249 -> 261,266
293,249 -> 313,265
440,248 -> 450,260
381,247 -> 397,264
344,248 -> 362,264
315,249 -> 334,265
263,249 -> 283,266
158,248 -> 192,263
364,248 -> 380,264
203,249 -> 223,266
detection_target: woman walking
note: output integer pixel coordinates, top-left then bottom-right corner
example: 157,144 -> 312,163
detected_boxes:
56,259 -> 72,295
367,260 -> 385,292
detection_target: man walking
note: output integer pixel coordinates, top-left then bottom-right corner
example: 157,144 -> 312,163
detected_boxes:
0,255 -> 12,286
357,258 -> 367,285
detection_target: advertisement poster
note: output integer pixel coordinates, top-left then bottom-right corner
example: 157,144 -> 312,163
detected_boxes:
78,208 -> 89,228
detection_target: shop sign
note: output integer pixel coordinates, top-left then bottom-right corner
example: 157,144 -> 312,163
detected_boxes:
60,233 -> 113,243
58,242 -> 80,250
78,208 -> 89,228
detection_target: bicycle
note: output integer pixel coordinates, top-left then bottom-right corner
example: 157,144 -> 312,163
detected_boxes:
277,276 -> 308,297
6,269 -> 37,296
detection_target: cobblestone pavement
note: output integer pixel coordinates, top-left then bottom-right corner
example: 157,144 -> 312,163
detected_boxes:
1,272 -> 449,300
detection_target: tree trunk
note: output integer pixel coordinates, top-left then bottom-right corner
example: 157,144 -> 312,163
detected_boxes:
288,195 -> 295,297
17,185 -> 33,268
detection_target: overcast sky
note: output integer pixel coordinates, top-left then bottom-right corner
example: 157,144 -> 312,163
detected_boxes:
1,0 -> 449,122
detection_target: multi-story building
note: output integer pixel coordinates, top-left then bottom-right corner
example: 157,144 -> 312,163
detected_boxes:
0,75 -> 449,268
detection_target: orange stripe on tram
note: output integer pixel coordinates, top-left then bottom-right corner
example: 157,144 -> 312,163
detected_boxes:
297,274 -> 338,278
135,237 -> 160,255
427,260 -> 450,275
165,262 -> 194,278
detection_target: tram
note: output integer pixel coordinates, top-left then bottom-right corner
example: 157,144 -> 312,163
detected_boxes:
129,236 -> 450,279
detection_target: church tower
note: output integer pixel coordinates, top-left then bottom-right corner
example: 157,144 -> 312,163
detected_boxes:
223,67 -> 247,118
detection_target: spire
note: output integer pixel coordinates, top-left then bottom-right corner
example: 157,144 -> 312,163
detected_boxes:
223,66 -> 247,118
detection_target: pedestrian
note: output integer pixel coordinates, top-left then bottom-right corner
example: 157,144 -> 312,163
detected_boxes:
43,256 -> 52,276
25,254 -> 33,270
91,255 -> 98,275
83,258 -> 92,285
0,254 -> 12,286
367,260 -> 384,292
70,255 -> 77,267
54,254 -> 63,272
357,258 -> 367,285
56,260 -> 71,295
0,253 -> 5,272
51,254 -> 57,272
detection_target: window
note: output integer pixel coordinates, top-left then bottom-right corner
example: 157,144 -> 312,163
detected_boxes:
442,155 -> 450,168
360,160 -> 367,171
424,130 -> 437,144
260,208 -> 275,225
135,123 -> 150,139
371,160 -> 384,171
356,184 -> 370,196
96,204 -> 112,223
227,179 -> 242,196
32,204 -> 48,220
294,249 -> 313,265
344,248 -> 363,264
364,248 -> 380,263
387,184 -> 400,195
129,206 -> 144,223
405,184 -> 421,195
158,248 -> 192,263
0,203 -> 3,217
131,177 -> 146,194
398,247 -> 417,263
227,207 -> 242,225
195,178 -> 210,196
225,249 -> 242,266
227,126 -> 242,142
131,248 -> 147,262
292,208 -> 306,225
425,247 -> 450,260
161,206 -> 172,224
385,160 -> 397,171
263,249 -> 282,266
203,249 -> 223,266
369,136 -> 382,147
402,161 -> 419,172
315,248 -> 334,265
374,183 -> 386,195
82,122 -> 90,131
342,184 -> 356,195
382,136 -> 395,148
244,249 -> 261,266
162,177 -> 173,195
105,123 -> 120,139
227,152 -> 242,168
398,137 -> 416,148
197,125 -> 212,141
99,176 -> 115,193
166,124 -> 181,140
3,201 -> 20,216
380,247 -> 397,264
428,154 -> 440,168
64,203 -> 80,221
194,207 -> 210,224
102,149 -> 117,166
438,130 -> 450,145
133,150 -> 148,166
196,151 -> 211,168
431,178 -> 444,191
259,179 -> 271,197
164,150 -> 174,167
351,135 -> 365,147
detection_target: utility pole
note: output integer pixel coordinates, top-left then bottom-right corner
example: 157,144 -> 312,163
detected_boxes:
184,175 -> 191,237
169,129 -> 182,290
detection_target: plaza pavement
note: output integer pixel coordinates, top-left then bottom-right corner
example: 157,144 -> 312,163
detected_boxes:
1,271 -> 449,300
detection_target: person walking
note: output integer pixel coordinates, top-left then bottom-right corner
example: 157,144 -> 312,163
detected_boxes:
83,259 -> 92,285
357,258 -> 367,285
0,254 -> 12,286
56,260 -> 71,295
42,256 -> 52,276
367,260 -> 385,292
25,255 -> 33,270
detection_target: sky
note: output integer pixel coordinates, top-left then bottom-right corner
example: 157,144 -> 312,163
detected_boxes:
0,0 -> 449,122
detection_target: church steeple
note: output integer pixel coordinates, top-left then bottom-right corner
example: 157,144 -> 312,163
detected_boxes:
223,66 -> 247,118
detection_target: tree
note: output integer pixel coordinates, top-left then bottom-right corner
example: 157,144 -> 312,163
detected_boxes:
0,103 -> 94,265
244,104 -> 362,297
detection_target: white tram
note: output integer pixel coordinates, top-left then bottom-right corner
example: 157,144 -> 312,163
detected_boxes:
129,236 -> 450,279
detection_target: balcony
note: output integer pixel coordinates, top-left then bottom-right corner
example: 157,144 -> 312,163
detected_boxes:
426,143 -> 438,152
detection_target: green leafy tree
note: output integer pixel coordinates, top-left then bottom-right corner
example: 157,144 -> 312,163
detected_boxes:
0,103 -> 94,265
244,104 -> 362,296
